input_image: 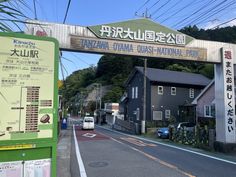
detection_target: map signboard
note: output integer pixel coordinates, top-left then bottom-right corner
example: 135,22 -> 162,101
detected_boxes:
0,161 -> 23,177
24,159 -> 51,177
0,159 -> 51,177
0,34 -> 57,141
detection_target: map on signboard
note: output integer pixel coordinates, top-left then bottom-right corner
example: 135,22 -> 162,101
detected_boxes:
0,35 -> 56,141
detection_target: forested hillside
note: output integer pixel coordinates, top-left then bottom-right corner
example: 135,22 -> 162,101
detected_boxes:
60,25 -> 236,110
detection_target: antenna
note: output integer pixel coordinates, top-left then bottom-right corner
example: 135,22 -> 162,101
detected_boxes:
135,8 -> 151,19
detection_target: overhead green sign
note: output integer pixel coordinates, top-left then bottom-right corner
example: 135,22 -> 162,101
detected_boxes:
88,18 -> 194,46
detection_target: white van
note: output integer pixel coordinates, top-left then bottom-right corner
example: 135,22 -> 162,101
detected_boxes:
82,117 -> 95,130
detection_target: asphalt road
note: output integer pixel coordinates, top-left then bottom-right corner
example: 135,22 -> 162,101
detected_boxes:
74,125 -> 236,177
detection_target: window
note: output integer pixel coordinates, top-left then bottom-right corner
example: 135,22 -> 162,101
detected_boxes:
153,111 -> 162,120
158,86 -> 163,95
132,87 -> 134,99
135,87 -> 138,98
165,110 -> 171,119
204,105 -> 215,117
189,88 -> 194,98
136,108 -> 140,120
171,87 -> 176,95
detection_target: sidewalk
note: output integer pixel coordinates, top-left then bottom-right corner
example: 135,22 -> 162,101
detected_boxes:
57,127 -> 72,177
57,117 -> 82,177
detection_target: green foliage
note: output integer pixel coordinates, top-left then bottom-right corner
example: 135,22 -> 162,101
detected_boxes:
103,86 -> 123,103
85,101 -> 96,113
166,64 -> 192,72
60,67 -> 96,105
180,25 -> 236,44
0,0 -> 28,32
96,55 -> 133,84
198,64 -> 214,79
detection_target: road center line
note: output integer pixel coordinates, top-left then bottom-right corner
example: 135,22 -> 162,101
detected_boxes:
73,125 -> 87,177
111,137 -> 195,177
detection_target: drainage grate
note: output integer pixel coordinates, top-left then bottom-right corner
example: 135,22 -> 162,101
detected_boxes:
88,161 -> 109,168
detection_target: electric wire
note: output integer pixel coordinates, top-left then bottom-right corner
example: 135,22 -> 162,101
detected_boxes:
60,58 -> 69,79
61,56 -> 79,69
194,0 -> 236,26
172,0 -> 217,28
154,0 -> 183,20
35,0 -> 49,21
147,0 -> 161,11
151,0 -> 172,17
135,0 -> 151,13
180,0 -> 228,27
63,0 -> 72,24
160,0 -> 196,23
70,53 -> 92,67
33,0 -> 37,20
210,17 -> 236,29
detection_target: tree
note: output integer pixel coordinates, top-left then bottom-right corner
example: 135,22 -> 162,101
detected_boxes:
0,0 -> 28,32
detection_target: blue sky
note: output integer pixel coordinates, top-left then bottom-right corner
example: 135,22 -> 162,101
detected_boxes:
17,0 -> 236,79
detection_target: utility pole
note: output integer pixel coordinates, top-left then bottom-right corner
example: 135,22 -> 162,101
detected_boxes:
95,84 -> 98,111
142,58 -> 147,134
99,84 -> 102,124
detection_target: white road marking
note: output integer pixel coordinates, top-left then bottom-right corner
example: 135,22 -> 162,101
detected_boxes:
73,125 -> 87,177
98,125 -> 236,165
120,137 -> 156,147
82,133 -> 97,138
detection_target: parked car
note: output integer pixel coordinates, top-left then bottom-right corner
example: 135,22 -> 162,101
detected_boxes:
156,127 -> 169,139
82,117 -> 95,130
176,122 -> 196,131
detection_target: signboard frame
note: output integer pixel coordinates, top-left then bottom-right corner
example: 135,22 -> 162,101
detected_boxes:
0,32 -> 59,177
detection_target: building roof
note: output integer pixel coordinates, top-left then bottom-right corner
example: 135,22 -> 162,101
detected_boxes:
135,66 -> 211,86
191,80 -> 215,105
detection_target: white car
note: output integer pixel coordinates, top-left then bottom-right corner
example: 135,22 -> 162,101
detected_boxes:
82,117 -> 95,130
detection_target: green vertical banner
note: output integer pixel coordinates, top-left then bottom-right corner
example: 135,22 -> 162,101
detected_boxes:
0,32 -> 59,177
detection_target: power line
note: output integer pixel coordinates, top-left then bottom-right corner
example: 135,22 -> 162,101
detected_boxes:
135,0 -> 151,13
63,0 -> 72,24
151,0 -> 172,17
210,17 -> 236,29
35,0 -> 49,21
59,54 -> 66,81
147,0 -> 161,11
172,0 -> 217,28
194,0 -> 236,26
33,0 -> 38,20
61,56 -> 79,69
160,0 -> 196,23
70,53 -> 92,66
181,0 -> 227,27
182,0 -> 228,27
154,0 -> 183,20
